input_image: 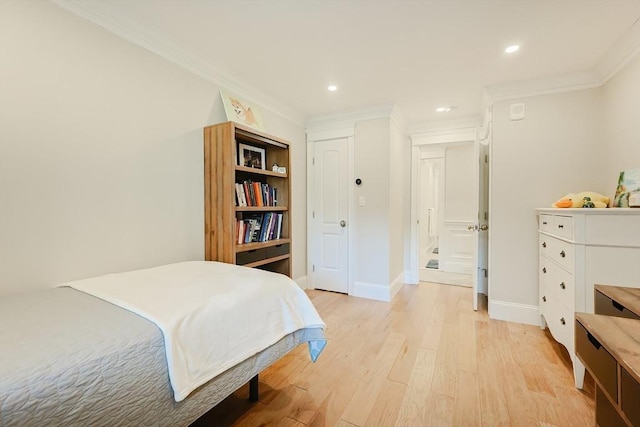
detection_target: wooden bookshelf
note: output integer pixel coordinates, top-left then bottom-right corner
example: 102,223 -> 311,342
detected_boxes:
204,121 -> 292,277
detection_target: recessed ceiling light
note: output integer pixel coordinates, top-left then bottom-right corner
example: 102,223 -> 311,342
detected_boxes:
436,107 -> 451,112
505,45 -> 520,54
327,85 -> 338,91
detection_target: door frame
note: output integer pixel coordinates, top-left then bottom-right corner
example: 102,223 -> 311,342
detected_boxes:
409,127 -> 482,298
306,129 -> 355,294
478,113 -> 492,298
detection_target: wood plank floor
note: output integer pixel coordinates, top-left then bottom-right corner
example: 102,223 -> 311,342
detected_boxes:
191,282 -> 595,426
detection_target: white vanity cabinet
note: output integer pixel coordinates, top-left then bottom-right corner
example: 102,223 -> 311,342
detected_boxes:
536,208 -> 640,388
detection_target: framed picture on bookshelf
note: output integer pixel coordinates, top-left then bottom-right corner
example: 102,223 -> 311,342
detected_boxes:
220,90 -> 265,131
239,143 -> 265,170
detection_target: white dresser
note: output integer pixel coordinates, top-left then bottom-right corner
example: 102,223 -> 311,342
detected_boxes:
536,208 -> 640,388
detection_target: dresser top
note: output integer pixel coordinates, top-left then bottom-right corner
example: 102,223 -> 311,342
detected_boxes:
537,208 -> 640,215
595,285 -> 640,317
575,313 -> 640,384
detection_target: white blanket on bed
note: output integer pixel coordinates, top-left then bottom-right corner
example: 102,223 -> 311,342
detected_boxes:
63,261 -> 326,402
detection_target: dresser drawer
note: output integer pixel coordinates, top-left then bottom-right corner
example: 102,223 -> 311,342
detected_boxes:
236,248 -> 267,265
539,256 -> 576,311
586,214 -> 640,246
539,283 -> 551,319
539,234 -> 550,258
575,319 -> 618,402
553,215 -> 574,240
595,288 -> 640,320
621,367 -> 640,427
539,214 -> 554,233
546,237 -> 574,272
545,299 -> 574,353
266,242 -> 290,258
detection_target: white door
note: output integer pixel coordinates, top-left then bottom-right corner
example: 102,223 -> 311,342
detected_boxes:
470,138 -> 490,311
311,139 -> 349,293
478,142 -> 489,297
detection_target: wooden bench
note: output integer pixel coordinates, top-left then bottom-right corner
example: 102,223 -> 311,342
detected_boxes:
575,285 -> 640,427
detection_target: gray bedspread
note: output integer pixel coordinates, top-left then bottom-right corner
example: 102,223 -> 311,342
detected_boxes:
0,287 -> 324,427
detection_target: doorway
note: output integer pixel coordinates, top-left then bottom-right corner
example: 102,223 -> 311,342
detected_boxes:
417,144 -> 473,287
410,125 -> 489,311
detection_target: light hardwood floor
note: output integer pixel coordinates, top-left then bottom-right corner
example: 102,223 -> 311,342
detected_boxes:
192,282 -> 595,426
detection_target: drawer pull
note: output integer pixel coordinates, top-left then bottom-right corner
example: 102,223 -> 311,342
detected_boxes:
560,282 -> 566,290
558,224 -> 564,229
542,267 -> 546,274
542,296 -> 546,302
560,317 -> 566,325
587,332 -> 602,350
542,242 -> 546,248
612,300 -> 624,312
542,221 -> 548,225
560,250 -> 566,258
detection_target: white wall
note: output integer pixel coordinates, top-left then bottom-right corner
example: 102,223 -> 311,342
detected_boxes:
401,122 -> 413,277
0,1 -> 306,295
601,54 -> 640,189
353,118 -> 390,287
389,119 -> 407,283
490,88 -> 604,314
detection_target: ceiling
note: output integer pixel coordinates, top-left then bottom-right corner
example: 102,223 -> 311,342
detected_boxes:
58,0 -> 640,127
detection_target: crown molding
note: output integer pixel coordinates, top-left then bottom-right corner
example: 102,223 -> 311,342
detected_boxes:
390,105 -> 409,136
407,116 -> 481,137
594,17 -> 640,83
50,0 -> 306,126
485,19 -> 640,103
412,128 -> 477,146
484,70 -> 602,102
305,104 -> 396,132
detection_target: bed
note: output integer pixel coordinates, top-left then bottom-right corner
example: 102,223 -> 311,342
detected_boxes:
0,261 -> 326,427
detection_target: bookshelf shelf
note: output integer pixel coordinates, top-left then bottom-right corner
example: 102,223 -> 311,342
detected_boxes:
235,165 -> 288,178
244,254 -> 290,269
236,238 -> 291,253
236,206 -> 288,212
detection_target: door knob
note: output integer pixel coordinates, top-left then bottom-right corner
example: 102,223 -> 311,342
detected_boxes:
479,224 -> 488,231
467,225 -> 476,231
340,220 -> 346,227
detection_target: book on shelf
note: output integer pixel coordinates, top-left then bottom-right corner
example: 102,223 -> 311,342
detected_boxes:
236,212 -> 284,244
235,183 -> 247,207
235,180 -> 279,207
276,213 -> 283,239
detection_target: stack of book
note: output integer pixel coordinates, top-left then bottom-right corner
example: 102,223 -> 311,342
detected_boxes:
235,181 -> 277,207
236,212 -> 284,244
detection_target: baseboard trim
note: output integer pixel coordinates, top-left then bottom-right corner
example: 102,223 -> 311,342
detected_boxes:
294,275 -> 307,290
390,273 -> 404,299
353,281 -> 391,302
488,299 -> 539,326
404,269 -> 418,285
